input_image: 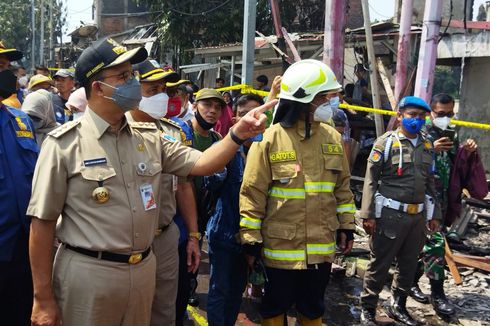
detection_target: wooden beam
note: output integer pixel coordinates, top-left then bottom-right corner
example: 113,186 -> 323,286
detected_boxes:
376,58 -> 397,110
442,19 -> 490,31
452,254 -> 490,272
445,240 -> 463,285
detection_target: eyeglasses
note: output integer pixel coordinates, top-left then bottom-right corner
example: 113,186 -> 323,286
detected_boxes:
99,70 -> 135,83
432,111 -> 454,118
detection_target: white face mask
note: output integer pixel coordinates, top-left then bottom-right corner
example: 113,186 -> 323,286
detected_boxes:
139,93 -> 169,119
432,116 -> 451,130
313,102 -> 333,122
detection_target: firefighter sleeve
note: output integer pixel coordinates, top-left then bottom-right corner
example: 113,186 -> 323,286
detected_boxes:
359,137 -> 385,219
334,151 -> 356,230
239,140 -> 272,244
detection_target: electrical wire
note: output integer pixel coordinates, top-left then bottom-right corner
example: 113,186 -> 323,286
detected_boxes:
100,0 -> 232,18
439,0 -> 453,42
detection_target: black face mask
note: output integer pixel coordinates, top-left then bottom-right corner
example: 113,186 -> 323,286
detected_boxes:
195,108 -> 215,130
0,70 -> 17,100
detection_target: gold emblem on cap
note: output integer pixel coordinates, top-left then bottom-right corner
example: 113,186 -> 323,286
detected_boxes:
92,186 -> 110,203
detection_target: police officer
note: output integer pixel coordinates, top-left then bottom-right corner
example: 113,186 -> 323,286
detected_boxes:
359,96 -> 442,326
0,63 -> 38,325
131,59 -> 200,325
28,37 -> 274,326
239,59 -> 356,326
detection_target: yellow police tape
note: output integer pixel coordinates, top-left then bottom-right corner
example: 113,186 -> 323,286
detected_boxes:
187,305 -> 208,326
212,85 -> 490,131
340,103 -> 490,131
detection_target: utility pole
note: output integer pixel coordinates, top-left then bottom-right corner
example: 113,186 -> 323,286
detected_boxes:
241,0 -> 256,85
40,0 -> 45,66
323,0 -> 346,83
414,0 -> 442,102
270,0 -> 288,70
31,0 -> 35,72
361,0 -> 384,136
49,0 -> 54,67
394,0 -> 414,101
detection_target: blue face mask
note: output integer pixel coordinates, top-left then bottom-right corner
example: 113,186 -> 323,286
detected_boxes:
329,96 -> 340,110
402,117 -> 425,134
100,77 -> 142,112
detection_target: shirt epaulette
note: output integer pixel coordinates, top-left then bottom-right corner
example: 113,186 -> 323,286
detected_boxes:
128,121 -> 158,130
159,117 -> 182,131
48,120 -> 81,138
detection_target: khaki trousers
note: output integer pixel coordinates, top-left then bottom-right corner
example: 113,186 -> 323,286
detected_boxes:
360,207 -> 427,310
53,245 -> 156,326
150,222 -> 180,326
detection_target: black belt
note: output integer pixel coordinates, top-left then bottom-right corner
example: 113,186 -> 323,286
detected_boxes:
65,244 -> 151,264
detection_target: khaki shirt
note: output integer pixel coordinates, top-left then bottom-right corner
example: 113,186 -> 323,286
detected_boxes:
125,113 -> 187,229
27,108 -> 201,254
239,121 -> 356,269
360,129 -> 441,220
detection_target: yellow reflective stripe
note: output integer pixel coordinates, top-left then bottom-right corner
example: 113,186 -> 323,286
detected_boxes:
269,187 -> 305,199
336,203 -> 356,214
304,182 -> 335,193
304,69 -> 326,88
239,216 -> 262,230
307,243 -> 336,255
264,248 -> 306,261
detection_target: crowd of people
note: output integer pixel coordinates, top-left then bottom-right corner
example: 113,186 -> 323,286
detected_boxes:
0,35 -> 487,326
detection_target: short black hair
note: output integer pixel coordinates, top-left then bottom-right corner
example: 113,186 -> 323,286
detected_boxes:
256,74 -> 268,85
234,94 -> 264,112
35,65 -> 49,73
354,63 -> 366,73
216,77 -> 225,84
431,93 -> 454,106
83,70 -> 103,100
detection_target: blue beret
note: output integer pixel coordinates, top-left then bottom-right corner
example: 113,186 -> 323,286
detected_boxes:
398,96 -> 431,112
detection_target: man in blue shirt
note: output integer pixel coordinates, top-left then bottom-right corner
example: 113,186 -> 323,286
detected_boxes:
0,65 -> 39,325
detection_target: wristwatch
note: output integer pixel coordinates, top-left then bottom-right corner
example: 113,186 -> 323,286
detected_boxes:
188,232 -> 202,241
229,128 -> 247,145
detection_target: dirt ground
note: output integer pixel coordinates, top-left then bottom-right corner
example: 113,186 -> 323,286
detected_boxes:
183,239 -> 489,326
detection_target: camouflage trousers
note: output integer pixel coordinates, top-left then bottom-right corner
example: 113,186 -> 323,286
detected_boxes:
417,231 -> 446,281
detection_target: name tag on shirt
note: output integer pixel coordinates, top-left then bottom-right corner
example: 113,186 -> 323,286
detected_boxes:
140,183 -> 157,211
84,158 -> 108,167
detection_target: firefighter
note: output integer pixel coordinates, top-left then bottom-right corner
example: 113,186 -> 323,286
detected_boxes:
239,59 -> 356,326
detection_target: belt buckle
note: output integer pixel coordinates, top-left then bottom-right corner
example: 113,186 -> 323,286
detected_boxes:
128,253 -> 143,264
407,204 -> 418,215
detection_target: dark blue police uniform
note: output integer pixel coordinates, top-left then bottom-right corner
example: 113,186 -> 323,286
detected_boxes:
0,104 -> 39,326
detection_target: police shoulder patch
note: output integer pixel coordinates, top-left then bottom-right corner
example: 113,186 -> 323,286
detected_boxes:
322,143 -> 343,155
269,150 -> 296,162
369,150 -> 383,163
162,134 -> 176,142
159,117 -> 182,131
48,119 -> 81,138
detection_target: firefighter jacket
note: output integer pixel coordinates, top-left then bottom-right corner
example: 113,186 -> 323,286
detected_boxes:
239,120 -> 356,270
360,128 -> 442,221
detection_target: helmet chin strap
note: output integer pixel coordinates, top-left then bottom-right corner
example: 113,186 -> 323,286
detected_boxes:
304,106 -> 311,139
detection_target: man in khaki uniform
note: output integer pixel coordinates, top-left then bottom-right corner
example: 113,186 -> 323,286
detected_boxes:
359,96 -> 442,326
28,37 -> 274,326
130,59 -> 200,325
239,60 -> 356,326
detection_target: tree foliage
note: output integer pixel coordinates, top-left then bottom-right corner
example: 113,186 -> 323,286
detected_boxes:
140,0 -> 325,63
433,66 -> 460,99
0,0 -> 66,67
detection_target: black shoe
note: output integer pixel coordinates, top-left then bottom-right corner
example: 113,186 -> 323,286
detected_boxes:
431,293 -> 455,316
409,286 -> 429,304
387,290 -> 419,326
360,308 -> 377,326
